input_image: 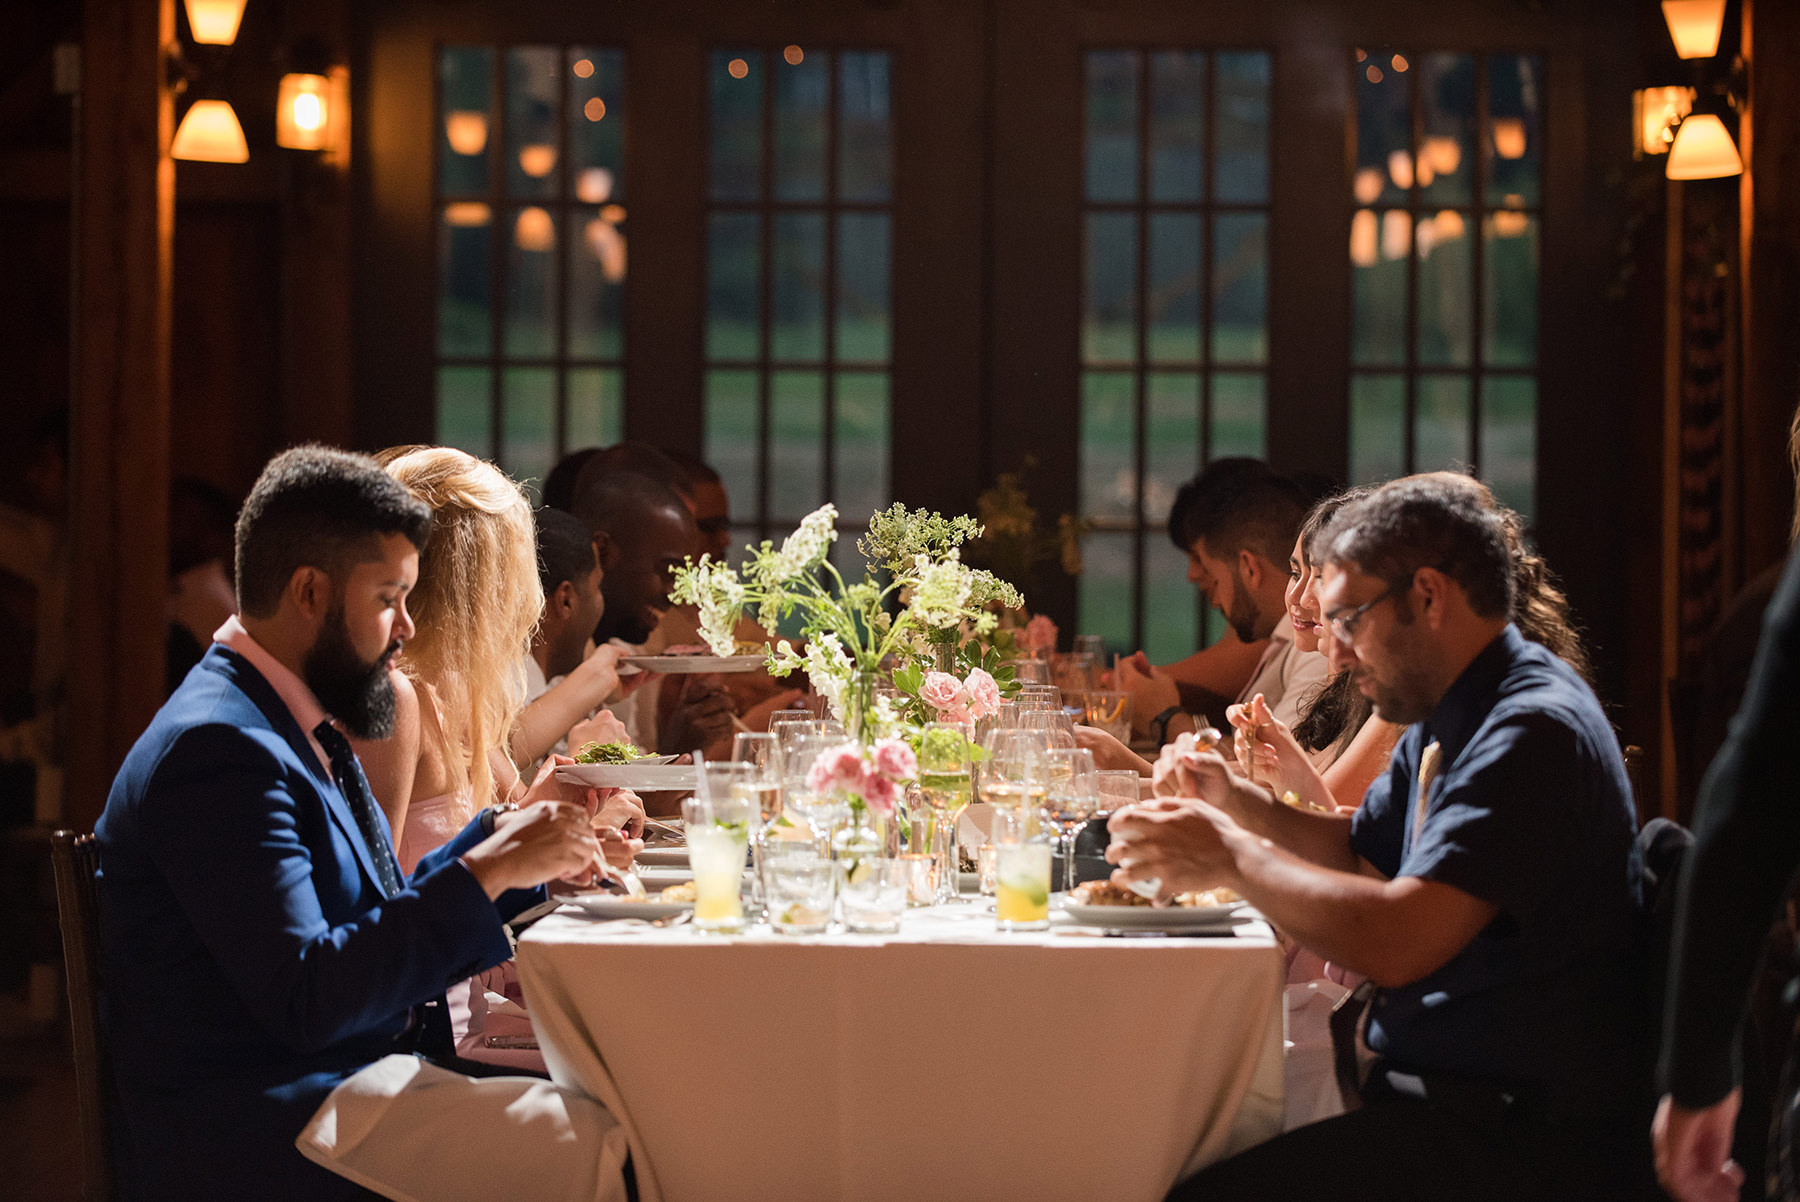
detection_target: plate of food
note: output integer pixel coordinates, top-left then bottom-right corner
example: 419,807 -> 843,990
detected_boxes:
617,653 -> 767,675
1058,880 -> 1248,930
562,884 -> 694,921
557,742 -> 697,789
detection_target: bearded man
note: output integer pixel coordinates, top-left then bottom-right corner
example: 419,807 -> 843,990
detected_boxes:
97,446 -> 610,1201
1113,475 -> 1652,1200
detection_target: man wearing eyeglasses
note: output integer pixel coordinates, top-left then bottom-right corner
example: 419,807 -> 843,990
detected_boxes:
1113,474 -> 1650,1200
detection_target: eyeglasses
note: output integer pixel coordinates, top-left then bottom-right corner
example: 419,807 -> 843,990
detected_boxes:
1324,585 -> 1397,645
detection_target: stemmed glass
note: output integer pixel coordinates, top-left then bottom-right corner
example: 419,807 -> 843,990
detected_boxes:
917,721 -> 975,903
732,731 -> 784,913
781,732 -> 847,849
1019,708 -> 1077,751
1044,747 -> 1099,894
979,729 -> 1051,815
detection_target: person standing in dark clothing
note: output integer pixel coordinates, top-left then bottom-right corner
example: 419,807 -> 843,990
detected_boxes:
1656,545 -> 1800,1202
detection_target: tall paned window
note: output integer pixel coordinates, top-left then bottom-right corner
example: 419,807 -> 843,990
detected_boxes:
1349,51 -> 1540,516
704,48 -> 894,573
1077,50 -> 1271,662
435,46 -> 627,493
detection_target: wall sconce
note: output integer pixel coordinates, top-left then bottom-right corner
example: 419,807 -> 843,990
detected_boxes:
1633,86 -> 1694,156
276,63 -> 348,154
1661,0 -> 1727,60
1666,113 -> 1744,179
182,0 -> 246,46
171,98 -> 249,162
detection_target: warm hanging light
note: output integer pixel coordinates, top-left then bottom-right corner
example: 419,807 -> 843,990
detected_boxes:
1423,135 -> 1462,176
1434,210 -> 1466,242
1666,113 -> 1743,179
1386,149 -> 1414,190
585,218 -> 627,282
515,207 -> 556,252
1349,210 -> 1378,268
518,144 -> 557,178
576,167 -> 614,204
183,0 -> 247,46
1381,210 -> 1410,261
443,202 -> 491,227
1353,167 -> 1384,205
1662,0 -> 1728,59
171,99 -> 249,162
445,112 -> 488,156
1492,118 -> 1527,160
1491,210 -> 1530,238
275,73 -> 329,150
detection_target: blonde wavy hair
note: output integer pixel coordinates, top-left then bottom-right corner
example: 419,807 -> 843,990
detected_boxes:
380,446 -> 541,816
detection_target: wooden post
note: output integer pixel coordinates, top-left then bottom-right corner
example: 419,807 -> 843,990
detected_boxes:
67,0 -> 174,830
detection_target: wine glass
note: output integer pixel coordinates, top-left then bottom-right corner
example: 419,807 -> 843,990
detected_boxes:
1013,658 -> 1050,685
733,731 -> 784,913
1044,748 -> 1099,894
979,729 -> 1050,818
1020,708 -> 1077,751
917,721 -> 975,903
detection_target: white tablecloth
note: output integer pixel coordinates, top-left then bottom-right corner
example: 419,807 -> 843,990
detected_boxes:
517,903 -> 1285,1202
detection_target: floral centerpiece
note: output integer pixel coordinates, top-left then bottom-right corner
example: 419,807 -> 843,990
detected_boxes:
669,502 -> 1026,847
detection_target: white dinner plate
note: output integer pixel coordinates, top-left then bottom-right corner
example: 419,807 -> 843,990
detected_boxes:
1058,899 -> 1248,931
632,866 -> 696,887
555,763 -> 700,790
618,654 -> 766,674
562,892 -> 693,921
632,847 -> 690,867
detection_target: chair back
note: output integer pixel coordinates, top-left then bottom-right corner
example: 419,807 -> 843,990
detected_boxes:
50,829 -> 117,1202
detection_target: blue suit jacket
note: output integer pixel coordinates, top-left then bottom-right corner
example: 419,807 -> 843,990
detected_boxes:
96,644 -> 541,1201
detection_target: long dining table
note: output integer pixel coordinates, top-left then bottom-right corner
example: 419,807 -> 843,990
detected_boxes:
516,901 -> 1285,1202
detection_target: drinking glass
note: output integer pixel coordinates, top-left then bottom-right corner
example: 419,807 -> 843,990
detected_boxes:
732,732 -> 784,913
1044,748 -> 1099,893
1072,634 -> 1108,662
1014,685 -> 1062,715
1020,708 -> 1077,751
979,729 -> 1050,820
764,843 -> 835,933
1084,690 -> 1132,743
1050,652 -> 1099,714
781,732 -> 847,846
1013,658 -> 1050,685
917,721 -> 975,903
839,858 -> 907,933
1095,769 -> 1144,812
682,778 -> 755,934
975,697 -> 1018,746
992,807 -> 1051,932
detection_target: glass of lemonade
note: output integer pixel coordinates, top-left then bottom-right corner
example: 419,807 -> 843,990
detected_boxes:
918,721 -> 975,903
993,807 -> 1052,932
683,766 -> 755,933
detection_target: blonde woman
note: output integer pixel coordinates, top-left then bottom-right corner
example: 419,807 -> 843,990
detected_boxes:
351,446 -> 643,869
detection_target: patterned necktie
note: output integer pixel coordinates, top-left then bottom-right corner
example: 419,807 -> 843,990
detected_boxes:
312,720 -> 405,897
1413,739 -> 1443,843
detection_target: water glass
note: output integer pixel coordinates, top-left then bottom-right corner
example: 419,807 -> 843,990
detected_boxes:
1096,769 -> 1144,811
840,858 -> 907,933
1044,747 -> 1099,892
918,721 -> 975,902
1013,658 -> 1050,685
1084,690 -> 1132,743
764,844 -> 835,934
682,786 -> 755,934
992,807 -> 1051,932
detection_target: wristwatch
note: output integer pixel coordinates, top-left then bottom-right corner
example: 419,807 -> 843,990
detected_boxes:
1148,705 -> 1186,747
480,801 -> 522,835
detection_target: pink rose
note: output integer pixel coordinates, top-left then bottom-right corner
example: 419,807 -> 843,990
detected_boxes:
919,670 -> 968,715
807,744 -> 867,795
936,702 -> 974,726
1024,614 -> 1059,655
860,772 -> 900,817
962,667 -> 1001,719
872,737 -> 917,782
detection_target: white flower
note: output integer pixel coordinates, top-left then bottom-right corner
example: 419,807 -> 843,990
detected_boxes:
770,504 -> 839,581
803,632 -> 856,722
906,551 -> 975,629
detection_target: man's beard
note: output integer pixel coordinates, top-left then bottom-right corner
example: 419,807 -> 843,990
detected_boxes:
1357,608 -> 1437,726
304,605 -> 401,740
597,603 -> 657,647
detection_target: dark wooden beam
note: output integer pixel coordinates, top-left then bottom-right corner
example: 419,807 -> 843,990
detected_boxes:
67,0 -> 174,831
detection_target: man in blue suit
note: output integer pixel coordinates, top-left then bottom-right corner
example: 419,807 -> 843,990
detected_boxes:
98,446 -> 613,1201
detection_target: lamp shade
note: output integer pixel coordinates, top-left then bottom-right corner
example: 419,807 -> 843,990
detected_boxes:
1666,113 -> 1743,180
171,99 -> 249,163
276,73 -> 330,150
183,0 -> 247,46
1662,0 -> 1727,59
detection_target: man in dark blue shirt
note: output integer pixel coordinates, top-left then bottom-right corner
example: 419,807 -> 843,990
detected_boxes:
1110,475 -> 1650,1200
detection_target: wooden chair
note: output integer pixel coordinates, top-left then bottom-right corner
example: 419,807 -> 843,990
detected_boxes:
50,829 -> 117,1202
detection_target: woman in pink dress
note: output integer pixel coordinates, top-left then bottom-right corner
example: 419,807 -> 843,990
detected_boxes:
351,446 -> 644,1065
